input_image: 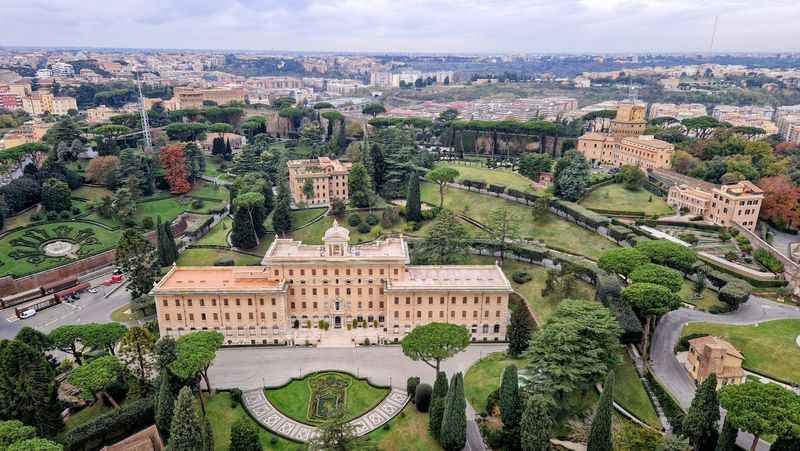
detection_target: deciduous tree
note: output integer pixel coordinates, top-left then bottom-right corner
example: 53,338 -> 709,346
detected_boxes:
7,438 -> 63,451
758,176 -> 799,230
481,207 -> 521,262
159,144 -> 192,194
119,326 -> 156,395
116,228 -> 160,299
85,155 -> 119,185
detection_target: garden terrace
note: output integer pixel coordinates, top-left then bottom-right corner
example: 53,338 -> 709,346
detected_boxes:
431,161 -> 541,193
579,183 -> 674,217
420,182 -> 617,259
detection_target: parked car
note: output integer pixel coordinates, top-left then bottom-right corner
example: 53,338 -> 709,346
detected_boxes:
70,294 -> 80,300
102,274 -> 124,286
88,287 -> 98,294
19,309 -> 37,319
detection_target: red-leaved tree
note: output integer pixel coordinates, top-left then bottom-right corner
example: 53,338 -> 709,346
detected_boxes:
159,144 -> 192,194
758,175 -> 800,230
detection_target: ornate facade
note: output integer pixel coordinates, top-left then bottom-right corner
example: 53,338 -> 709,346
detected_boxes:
153,221 -> 512,345
288,157 -> 351,206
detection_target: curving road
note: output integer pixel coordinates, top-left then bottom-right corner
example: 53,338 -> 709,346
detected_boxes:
651,296 -> 800,451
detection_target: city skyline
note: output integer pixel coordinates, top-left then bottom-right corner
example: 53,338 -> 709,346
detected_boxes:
3,0 -> 800,54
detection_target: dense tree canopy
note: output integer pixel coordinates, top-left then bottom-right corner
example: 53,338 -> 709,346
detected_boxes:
401,323 -> 470,376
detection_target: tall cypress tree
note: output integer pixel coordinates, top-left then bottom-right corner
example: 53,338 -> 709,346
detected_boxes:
271,181 -> 292,236
683,374 -> 720,451
587,370 -> 615,451
520,394 -> 553,451
164,220 -> 178,264
429,371 -> 449,441
367,143 -> 386,193
155,372 -> 177,440
715,417 -> 737,451
440,372 -> 466,451
406,172 -> 422,222
168,386 -> 204,451
262,180 -> 274,215
231,205 -> 257,249
507,306 -> 532,357
499,365 -> 522,431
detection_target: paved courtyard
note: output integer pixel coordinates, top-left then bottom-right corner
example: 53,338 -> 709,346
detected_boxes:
208,343 -> 507,390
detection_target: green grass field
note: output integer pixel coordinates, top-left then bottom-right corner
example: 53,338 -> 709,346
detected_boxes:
464,352 -> 526,414
206,392 -> 300,451
176,248 -> 262,266
368,405 -> 443,451
265,371 -> 389,425
265,207 -> 327,233
291,210 -> 438,245
681,320 -> 800,384
0,221 -> 119,278
421,182 -> 617,259
196,217 -> 233,246
580,184 -> 674,216
678,280 -> 727,312
432,162 -> 540,193
613,352 -> 661,428
467,255 -> 596,323
71,185 -> 114,201
190,181 -> 230,201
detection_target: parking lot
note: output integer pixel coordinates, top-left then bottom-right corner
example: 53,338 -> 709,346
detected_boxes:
0,273 -> 132,338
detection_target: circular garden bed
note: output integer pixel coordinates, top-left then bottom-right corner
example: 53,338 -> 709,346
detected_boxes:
264,371 -> 390,426
0,221 -> 119,278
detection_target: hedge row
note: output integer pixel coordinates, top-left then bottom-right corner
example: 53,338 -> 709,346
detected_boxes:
585,207 -> 647,218
551,200 -> 611,229
595,272 -> 644,344
645,371 -> 685,436
60,397 -> 154,451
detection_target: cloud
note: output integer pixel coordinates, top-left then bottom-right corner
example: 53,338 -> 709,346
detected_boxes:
1,0 -> 798,52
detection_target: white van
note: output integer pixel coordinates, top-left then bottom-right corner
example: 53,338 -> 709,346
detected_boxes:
19,309 -> 37,319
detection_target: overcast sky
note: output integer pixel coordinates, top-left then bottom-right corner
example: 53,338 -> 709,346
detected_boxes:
2,0 -> 799,54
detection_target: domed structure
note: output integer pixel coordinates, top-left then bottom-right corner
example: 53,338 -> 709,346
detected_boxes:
323,219 -> 350,256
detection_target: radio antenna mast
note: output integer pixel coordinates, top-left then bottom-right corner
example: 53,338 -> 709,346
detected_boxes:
136,72 -> 153,153
708,15 -> 719,56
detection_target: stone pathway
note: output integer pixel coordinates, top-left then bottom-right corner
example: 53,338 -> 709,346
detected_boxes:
242,387 -> 409,442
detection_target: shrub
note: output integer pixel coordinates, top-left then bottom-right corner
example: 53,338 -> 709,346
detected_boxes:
347,213 -> 361,226
724,251 -> 739,261
46,210 -> 58,221
628,263 -> 683,292
59,210 -> 72,220
191,199 -> 204,209
420,208 -> 437,221
677,232 -> 698,245
708,305 -> 730,314
595,272 -> 623,304
357,222 -> 371,234
214,258 -> 235,266
404,221 -> 421,232
365,213 -> 379,225
636,239 -> 697,272
718,280 -> 752,310
141,216 -> 154,230
329,198 -> 346,216
415,383 -> 433,412
753,248 -> 784,273
71,206 -> 81,215
382,207 -> 400,227
61,397 -> 154,451
406,377 -> 420,403
485,388 -> 500,416
230,388 -> 242,407
511,271 -> 532,284
30,212 -> 42,221
719,231 -> 732,241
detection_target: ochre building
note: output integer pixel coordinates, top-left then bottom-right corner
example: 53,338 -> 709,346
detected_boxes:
576,103 -> 675,170
667,179 -> 763,231
288,157 -> 351,206
685,335 -> 745,389
152,221 -> 512,345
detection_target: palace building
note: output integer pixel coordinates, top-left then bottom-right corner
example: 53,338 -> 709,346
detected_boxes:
152,221 -> 512,345
288,157 -> 352,206
576,103 -> 675,170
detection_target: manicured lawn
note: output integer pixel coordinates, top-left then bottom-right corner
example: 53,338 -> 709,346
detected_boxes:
614,352 -> 661,429
206,392 -> 301,451
71,185 -> 113,201
1,208 -> 37,231
0,221 -> 119,278
432,162 -> 540,193
203,156 -> 228,178
368,405 -> 442,451
292,211 -> 439,245
681,320 -> 800,384
678,280 -> 727,312
196,217 -> 232,246
580,183 -> 674,216
265,207 -> 327,233
464,352 -> 526,415
63,401 -> 115,431
421,182 -> 617,259
133,194 -> 225,224
467,255 -> 596,323
189,181 -> 229,201
265,371 -> 389,425
176,248 -> 262,266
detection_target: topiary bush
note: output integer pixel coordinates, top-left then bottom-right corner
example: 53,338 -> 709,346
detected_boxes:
214,258 -> 235,266
348,213 -> 361,227
141,216 -> 154,230
511,271 -> 531,284
31,212 -> 42,221
406,376 -> 420,403
46,211 -> 58,221
59,210 -> 72,220
357,222 -> 371,234
365,213 -> 379,226
718,280 -> 752,310
71,206 -> 81,215
753,248 -> 784,273
191,199 -> 204,209
415,383 -> 432,412
628,263 -> 683,292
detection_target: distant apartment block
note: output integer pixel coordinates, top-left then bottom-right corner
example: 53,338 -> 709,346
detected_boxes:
288,157 -> 352,206
663,173 -> 763,231
463,97 -> 577,122
51,62 -> 75,78
648,103 -> 707,121
778,115 -> 800,144
369,70 -> 454,88
576,103 -> 675,170
165,86 -> 246,110
712,105 -> 777,134
21,92 -> 77,116
326,79 -> 365,96
85,105 -> 117,124
247,76 -> 303,90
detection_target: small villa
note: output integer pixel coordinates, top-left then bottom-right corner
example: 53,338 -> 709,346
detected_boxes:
685,336 -> 746,389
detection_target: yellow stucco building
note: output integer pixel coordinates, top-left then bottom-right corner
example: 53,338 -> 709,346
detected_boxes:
288,157 -> 351,206
152,221 -> 512,345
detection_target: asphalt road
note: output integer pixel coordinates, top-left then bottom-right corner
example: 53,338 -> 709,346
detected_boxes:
651,296 -> 800,451
0,274 -> 132,339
